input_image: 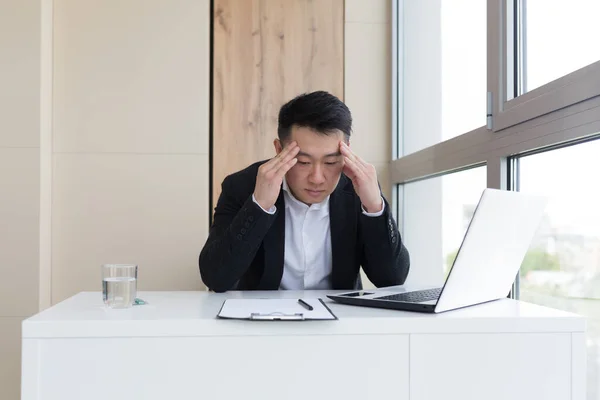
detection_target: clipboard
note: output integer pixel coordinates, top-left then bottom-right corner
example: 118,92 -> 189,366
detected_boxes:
217,298 -> 337,321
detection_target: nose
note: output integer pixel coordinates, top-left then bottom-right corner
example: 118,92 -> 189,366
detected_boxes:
308,164 -> 326,185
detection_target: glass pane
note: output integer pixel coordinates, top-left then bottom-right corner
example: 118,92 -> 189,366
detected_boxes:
400,166 -> 487,285
518,138 -> 600,400
401,0 -> 486,156
523,0 -> 600,93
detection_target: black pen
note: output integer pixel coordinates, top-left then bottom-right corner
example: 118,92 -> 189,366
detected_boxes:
298,299 -> 313,311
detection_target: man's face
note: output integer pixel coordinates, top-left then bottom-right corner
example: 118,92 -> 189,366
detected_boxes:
275,126 -> 346,205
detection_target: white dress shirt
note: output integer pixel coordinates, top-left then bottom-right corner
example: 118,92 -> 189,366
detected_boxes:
252,178 -> 385,290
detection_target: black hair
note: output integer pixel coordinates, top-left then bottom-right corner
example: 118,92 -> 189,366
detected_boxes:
277,91 -> 352,142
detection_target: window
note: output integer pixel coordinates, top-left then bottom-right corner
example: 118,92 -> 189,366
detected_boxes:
516,138 -> 600,400
522,0 -> 600,94
392,0 -> 600,396
492,0 -> 600,131
399,0 -> 486,156
400,166 -> 487,286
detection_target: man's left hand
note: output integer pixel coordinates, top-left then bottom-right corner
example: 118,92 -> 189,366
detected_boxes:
340,141 -> 383,213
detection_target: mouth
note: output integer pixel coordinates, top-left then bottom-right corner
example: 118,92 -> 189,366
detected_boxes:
305,189 -> 325,198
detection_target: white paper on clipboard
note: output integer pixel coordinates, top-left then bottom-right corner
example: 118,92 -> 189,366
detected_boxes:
217,298 -> 337,320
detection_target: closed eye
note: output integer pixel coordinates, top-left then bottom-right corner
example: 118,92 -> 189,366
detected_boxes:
325,161 -> 339,165
297,161 -> 310,165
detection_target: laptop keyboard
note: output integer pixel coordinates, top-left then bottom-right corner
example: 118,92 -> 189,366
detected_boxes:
376,288 -> 442,303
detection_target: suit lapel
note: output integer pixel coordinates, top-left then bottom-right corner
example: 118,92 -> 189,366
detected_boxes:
329,175 -> 357,289
261,190 -> 286,289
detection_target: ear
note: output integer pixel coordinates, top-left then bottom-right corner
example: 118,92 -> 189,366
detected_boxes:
274,138 -> 283,154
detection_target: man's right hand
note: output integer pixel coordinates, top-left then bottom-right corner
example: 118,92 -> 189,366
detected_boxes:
253,141 -> 299,211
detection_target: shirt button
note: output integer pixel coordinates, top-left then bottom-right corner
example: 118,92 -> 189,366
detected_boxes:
236,234 -> 242,240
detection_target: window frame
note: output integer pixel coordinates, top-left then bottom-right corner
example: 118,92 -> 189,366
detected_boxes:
392,0 -> 600,286
392,2 -> 600,392
392,0 -> 600,192
489,0 -> 600,132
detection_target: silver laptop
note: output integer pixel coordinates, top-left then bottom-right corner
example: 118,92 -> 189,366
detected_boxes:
327,188 -> 547,313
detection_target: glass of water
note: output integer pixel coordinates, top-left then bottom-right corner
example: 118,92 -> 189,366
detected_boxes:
102,264 -> 137,308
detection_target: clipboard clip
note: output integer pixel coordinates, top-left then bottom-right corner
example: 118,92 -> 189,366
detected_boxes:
249,312 -> 305,321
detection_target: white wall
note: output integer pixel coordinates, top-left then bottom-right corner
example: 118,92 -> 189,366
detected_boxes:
345,0 -> 393,288
345,0 -> 393,201
401,0 -> 443,286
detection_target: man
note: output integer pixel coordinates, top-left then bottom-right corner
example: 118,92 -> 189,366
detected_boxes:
199,91 -> 410,292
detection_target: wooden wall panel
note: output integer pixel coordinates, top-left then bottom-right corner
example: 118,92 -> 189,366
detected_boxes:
212,0 -> 345,209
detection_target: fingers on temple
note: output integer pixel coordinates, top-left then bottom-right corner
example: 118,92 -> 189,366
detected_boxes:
265,142 -> 299,172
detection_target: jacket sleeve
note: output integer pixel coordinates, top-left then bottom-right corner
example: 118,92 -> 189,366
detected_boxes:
199,176 -> 278,292
358,196 -> 410,287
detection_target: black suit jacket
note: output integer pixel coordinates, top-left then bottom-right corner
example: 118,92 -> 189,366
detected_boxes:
199,161 -> 410,292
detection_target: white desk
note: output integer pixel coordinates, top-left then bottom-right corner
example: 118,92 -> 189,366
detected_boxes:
22,290 -> 586,400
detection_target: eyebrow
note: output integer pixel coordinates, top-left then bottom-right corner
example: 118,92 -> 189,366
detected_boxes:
297,151 -> 342,158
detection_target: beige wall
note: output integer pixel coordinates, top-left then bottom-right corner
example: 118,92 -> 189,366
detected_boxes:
345,0 -> 392,288
50,0 -> 210,304
0,1 -> 40,399
0,0 -> 391,398
1,0 -> 210,398
345,0 -> 392,200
